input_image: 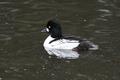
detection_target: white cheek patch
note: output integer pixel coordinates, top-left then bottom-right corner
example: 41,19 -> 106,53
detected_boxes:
46,28 -> 49,32
48,26 -> 51,28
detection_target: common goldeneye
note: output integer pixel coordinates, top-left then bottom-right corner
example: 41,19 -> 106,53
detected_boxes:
41,20 -> 98,58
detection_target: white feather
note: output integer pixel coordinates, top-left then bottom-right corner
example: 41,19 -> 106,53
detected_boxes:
89,44 -> 99,50
43,36 -> 80,49
44,48 -> 80,59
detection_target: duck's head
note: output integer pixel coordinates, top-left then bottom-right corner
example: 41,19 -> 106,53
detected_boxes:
41,20 -> 63,38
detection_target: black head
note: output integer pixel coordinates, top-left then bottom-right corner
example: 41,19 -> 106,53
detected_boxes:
41,20 -> 63,38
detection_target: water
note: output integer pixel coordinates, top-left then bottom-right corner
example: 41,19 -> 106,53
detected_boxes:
0,0 -> 120,80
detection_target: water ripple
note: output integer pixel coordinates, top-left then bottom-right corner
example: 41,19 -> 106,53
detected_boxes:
97,9 -> 111,13
0,34 -> 12,41
0,2 -> 13,4
97,0 -> 106,3
77,73 -> 93,80
10,9 -> 19,13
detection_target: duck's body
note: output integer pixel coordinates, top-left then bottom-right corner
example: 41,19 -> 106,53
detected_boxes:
43,35 -> 98,51
43,35 -> 79,49
41,19 -> 98,58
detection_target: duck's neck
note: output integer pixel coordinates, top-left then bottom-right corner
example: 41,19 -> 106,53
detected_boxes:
51,34 -> 63,39
49,35 -> 63,44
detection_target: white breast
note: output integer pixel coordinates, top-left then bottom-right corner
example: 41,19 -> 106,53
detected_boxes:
43,36 -> 80,49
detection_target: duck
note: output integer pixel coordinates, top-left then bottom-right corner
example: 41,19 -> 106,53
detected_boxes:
41,19 -> 98,57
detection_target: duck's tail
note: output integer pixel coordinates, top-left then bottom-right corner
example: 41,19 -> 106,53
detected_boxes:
75,41 -> 99,51
89,44 -> 99,50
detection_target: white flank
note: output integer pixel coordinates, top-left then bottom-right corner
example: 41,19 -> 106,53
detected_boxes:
43,36 -> 79,49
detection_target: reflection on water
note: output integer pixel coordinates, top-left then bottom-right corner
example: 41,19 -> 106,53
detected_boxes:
0,0 -> 120,80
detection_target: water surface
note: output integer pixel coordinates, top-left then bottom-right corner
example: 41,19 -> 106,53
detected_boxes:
0,0 -> 120,80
